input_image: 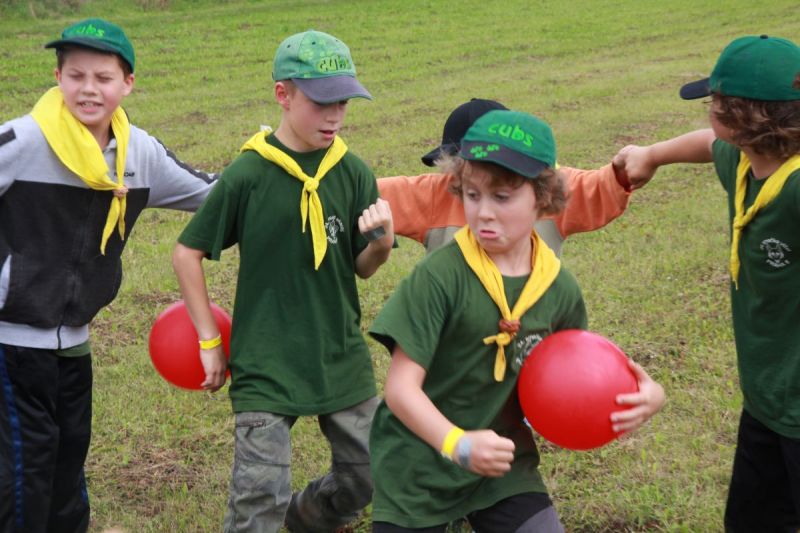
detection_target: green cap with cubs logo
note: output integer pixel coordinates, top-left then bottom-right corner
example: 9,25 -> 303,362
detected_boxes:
45,18 -> 135,73
272,30 -> 372,104
460,110 -> 556,179
680,35 -> 800,101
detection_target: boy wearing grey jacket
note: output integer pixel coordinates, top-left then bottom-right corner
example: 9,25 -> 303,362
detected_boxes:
0,18 -> 215,533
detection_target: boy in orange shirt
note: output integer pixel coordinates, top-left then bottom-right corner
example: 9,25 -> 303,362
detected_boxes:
379,98 -> 646,255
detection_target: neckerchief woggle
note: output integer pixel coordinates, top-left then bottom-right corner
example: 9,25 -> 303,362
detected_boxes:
731,152 -> 800,288
31,86 -> 130,255
241,131 -> 348,270
454,226 -> 560,381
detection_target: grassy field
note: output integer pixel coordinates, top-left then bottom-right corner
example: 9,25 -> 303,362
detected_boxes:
1,1 -> 797,531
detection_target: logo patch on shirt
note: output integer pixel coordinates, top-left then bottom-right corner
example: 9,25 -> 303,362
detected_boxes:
511,333 -> 544,372
760,238 -> 791,268
325,215 -> 345,244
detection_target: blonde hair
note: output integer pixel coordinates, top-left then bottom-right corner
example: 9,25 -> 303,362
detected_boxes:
435,152 -> 568,217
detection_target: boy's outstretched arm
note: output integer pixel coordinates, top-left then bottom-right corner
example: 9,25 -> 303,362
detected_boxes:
172,243 -> 228,391
552,163 -> 631,239
384,346 -> 515,478
354,198 -> 394,278
614,128 -> 716,184
610,359 -> 666,434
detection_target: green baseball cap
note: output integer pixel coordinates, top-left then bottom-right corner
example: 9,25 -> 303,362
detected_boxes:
680,35 -> 800,101
460,110 -> 556,179
46,18 -> 135,73
272,30 -> 371,104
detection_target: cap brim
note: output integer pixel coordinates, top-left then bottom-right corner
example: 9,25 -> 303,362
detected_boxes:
45,37 -> 118,55
461,141 -> 548,178
421,142 -> 458,167
680,78 -> 711,100
292,76 -> 372,104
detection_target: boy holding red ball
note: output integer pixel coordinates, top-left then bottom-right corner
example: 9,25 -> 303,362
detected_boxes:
368,109 -> 665,531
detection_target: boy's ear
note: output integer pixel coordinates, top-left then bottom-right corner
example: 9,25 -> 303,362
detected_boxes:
123,73 -> 135,96
275,81 -> 292,110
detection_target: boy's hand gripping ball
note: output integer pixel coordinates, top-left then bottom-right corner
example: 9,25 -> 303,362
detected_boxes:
518,329 -> 637,450
149,301 -> 232,390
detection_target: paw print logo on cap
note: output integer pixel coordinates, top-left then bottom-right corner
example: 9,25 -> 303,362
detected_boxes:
469,144 -> 500,159
470,145 -> 488,158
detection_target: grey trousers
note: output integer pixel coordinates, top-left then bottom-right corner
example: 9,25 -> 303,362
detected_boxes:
223,397 -> 378,533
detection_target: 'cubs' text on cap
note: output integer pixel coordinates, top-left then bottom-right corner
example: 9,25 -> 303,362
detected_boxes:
460,110 -> 556,179
272,30 -> 371,104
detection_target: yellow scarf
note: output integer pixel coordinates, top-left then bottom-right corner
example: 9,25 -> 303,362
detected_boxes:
454,226 -> 561,382
731,153 -> 800,288
30,87 -> 130,255
241,131 -> 348,270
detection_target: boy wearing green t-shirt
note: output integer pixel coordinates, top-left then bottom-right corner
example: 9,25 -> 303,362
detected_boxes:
614,35 -> 800,532
172,30 -> 393,533
369,110 -> 664,531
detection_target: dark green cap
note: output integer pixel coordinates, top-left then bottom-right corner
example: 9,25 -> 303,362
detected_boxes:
681,35 -> 800,101
272,30 -> 371,104
46,18 -> 135,73
460,110 -> 556,178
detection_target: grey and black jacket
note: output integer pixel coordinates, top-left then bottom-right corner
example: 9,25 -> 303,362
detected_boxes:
0,114 -> 217,349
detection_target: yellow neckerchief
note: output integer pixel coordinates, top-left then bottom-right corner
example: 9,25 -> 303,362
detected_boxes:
454,226 -> 561,381
241,131 -> 348,270
30,86 -> 130,255
731,152 -> 800,288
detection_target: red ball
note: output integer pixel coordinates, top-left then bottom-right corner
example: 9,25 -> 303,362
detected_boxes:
148,300 -> 232,390
518,330 -> 638,450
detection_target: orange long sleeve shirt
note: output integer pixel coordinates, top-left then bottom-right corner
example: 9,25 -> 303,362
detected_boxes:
378,163 -> 631,254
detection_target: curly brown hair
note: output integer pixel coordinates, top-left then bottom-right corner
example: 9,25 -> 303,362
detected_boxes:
435,153 -> 568,217
711,93 -> 800,159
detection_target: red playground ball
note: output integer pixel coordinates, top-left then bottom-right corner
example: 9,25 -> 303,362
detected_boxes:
518,330 -> 638,450
149,301 -> 232,390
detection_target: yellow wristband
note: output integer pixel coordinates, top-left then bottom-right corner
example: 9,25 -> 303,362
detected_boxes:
440,427 -> 465,460
198,334 -> 222,350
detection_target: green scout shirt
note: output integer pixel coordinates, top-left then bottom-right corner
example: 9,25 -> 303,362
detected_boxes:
713,140 -> 800,438
368,241 -> 588,527
178,134 -> 378,415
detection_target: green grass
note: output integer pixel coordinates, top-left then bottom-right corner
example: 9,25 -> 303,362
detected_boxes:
1,1 -> 796,531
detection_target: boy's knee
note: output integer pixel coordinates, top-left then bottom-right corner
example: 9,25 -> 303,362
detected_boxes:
332,462 -> 373,512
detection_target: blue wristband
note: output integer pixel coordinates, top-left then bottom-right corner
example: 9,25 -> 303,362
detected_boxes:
362,226 -> 386,241
455,436 -> 472,468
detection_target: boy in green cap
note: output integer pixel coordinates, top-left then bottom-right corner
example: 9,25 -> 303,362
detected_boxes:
368,109 -> 664,531
172,30 -> 393,532
614,35 -> 800,531
0,18 -> 216,533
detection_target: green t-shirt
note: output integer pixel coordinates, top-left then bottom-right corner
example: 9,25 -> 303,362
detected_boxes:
55,339 -> 91,357
368,241 -> 588,527
178,135 -> 378,415
713,140 -> 800,438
